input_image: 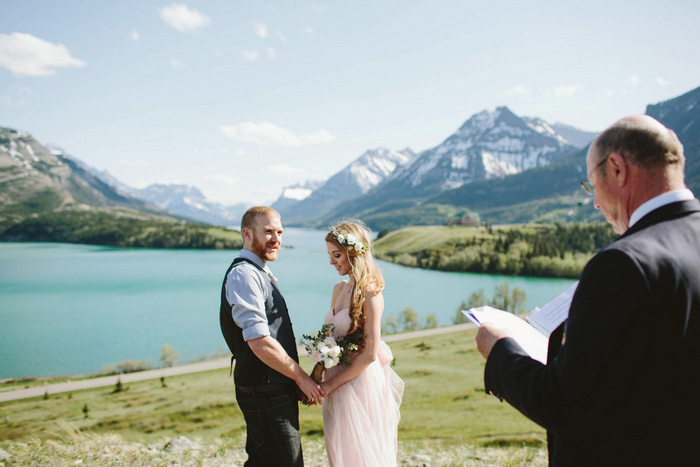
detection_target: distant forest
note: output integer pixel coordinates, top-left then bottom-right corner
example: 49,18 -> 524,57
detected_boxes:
376,222 -> 617,278
0,209 -> 242,250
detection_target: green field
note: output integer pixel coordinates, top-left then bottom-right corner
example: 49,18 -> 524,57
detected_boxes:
0,329 -> 547,465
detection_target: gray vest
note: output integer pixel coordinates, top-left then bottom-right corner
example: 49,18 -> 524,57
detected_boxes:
220,257 -> 299,386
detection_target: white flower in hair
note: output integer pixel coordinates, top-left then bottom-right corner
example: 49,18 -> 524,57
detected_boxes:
331,229 -> 367,253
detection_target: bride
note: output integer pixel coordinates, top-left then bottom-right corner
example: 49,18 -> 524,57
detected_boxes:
320,220 -> 404,467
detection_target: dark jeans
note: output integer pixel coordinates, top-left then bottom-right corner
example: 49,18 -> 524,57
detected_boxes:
235,387 -> 303,467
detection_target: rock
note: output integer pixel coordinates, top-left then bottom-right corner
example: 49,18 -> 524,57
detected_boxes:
163,436 -> 200,452
0,448 -> 11,461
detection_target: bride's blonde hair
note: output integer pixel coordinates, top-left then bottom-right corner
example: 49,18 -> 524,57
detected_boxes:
325,219 -> 384,335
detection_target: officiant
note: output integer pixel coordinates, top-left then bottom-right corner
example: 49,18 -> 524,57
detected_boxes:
475,115 -> 700,466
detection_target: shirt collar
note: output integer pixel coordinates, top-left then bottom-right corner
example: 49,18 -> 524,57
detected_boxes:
240,248 -> 265,268
629,189 -> 695,228
240,249 -> 276,278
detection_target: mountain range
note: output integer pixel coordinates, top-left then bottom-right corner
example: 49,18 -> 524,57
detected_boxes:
0,129 -> 170,231
277,86 -> 698,230
273,147 -> 416,222
1,84 -> 698,239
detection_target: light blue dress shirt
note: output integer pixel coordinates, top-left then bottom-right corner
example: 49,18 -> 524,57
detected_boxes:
225,249 -> 277,342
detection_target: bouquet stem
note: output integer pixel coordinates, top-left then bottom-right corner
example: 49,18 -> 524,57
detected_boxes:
310,362 -> 324,383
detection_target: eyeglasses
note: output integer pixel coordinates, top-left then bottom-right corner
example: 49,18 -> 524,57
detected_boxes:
580,154 -> 610,195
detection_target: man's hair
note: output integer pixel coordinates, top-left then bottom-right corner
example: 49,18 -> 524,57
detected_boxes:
593,119 -> 685,171
241,206 -> 280,231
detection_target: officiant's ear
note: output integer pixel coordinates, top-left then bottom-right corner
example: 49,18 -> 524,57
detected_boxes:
242,227 -> 252,242
608,152 -> 628,186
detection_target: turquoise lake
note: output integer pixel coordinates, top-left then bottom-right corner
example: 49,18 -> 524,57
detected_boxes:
0,228 -> 575,379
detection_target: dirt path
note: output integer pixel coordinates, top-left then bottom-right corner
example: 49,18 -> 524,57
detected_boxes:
0,324 -> 473,402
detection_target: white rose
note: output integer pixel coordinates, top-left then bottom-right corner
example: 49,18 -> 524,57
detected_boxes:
354,242 -> 364,251
328,346 -> 341,358
324,359 -> 335,369
324,337 -> 336,346
346,234 -> 357,244
310,330 -> 319,339
336,233 -> 346,244
319,345 -> 330,355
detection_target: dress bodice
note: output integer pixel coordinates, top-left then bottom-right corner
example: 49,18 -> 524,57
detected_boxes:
324,307 -> 351,337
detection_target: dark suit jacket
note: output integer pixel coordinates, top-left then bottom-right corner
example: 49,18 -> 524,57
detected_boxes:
484,199 -> 700,466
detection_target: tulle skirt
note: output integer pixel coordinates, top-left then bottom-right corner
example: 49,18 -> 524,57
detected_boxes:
322,341 -> 404,467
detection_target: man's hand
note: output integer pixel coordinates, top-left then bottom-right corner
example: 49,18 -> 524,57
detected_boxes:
296,373 -> 325,405
248,335 -> 326,404
475,324 -> 511,360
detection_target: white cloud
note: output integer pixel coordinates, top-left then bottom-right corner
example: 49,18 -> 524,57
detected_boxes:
656,77 -> 670,86
267,47 -> 277,59
0,32 -> 86,77
220,122 -> 335,147
158,4 -> 211,33
502,85 -> 530,98
312,4 -> 329,12
269,163 -> 305,176
169,58 -> 186,69
604,89 -> 614,98
242,49 -> 259,61
626,74 -> 640,86
276,31 -> 287,42
300,26 -> 314,34
553,84 -> 583,98
130,30 -> 140,41
254,22 -> 269,39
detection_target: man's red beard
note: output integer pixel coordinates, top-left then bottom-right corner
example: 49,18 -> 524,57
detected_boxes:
251,234 -> 279,262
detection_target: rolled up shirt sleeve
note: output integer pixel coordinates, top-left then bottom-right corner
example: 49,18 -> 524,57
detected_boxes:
225,266 -> 270,341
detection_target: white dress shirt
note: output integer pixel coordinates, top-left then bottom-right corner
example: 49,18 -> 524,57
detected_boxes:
629,189 -> 695,228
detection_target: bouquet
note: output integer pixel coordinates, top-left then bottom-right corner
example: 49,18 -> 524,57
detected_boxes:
302,323 -> 364,383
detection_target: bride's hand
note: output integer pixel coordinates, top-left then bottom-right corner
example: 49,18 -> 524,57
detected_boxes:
320,380 -> 333,396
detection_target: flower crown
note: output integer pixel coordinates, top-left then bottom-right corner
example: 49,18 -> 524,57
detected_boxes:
331,230 -> 368,253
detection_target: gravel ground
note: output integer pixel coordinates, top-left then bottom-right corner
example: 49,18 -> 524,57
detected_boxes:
0,433 -> 547,466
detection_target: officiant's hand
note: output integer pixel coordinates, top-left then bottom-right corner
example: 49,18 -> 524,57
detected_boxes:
476,324 -> 511,360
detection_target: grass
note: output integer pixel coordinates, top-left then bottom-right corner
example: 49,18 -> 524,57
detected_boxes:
0,328 -> 547,465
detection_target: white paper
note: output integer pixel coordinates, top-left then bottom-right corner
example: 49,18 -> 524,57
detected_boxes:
525,281 -> 578,337
462,306 -> 548,364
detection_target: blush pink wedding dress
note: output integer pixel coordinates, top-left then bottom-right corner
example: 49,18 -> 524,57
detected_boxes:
322,307 -> 405,467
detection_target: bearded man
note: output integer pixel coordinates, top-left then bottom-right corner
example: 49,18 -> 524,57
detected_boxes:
220,206 -> 324,467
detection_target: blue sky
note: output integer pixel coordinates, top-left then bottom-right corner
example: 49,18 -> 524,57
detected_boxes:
2,0 -> 699,205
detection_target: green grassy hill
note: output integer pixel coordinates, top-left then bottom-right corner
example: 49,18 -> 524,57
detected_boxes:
0,328 -> 547,465
0,207 -> 243,249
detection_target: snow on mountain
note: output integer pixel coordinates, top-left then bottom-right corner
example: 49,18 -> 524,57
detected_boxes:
127,183 -> 250,227
523,119 -> 598,148
272,179 -> 326,213
275,147 -> 416,221
0,128 -> 165,227
370,107 -> 578,200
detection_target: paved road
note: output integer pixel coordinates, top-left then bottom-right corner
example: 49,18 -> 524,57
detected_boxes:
0,323 -> 473,402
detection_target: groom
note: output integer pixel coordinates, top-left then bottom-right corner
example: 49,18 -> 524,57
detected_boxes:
220,206 -> 325,467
